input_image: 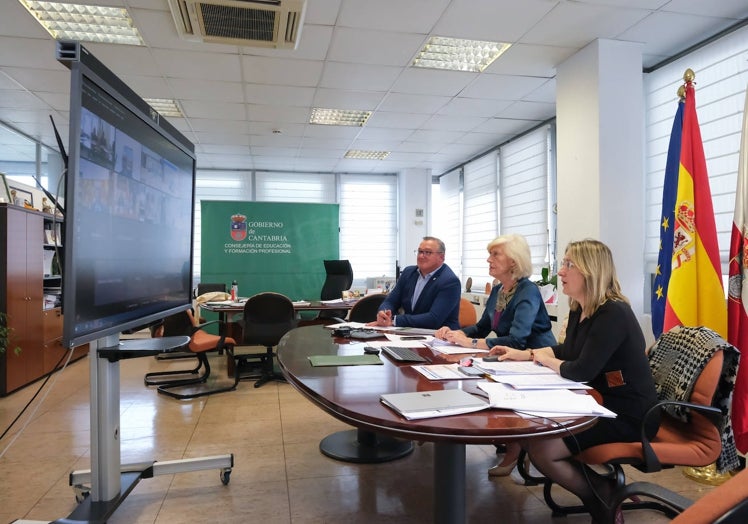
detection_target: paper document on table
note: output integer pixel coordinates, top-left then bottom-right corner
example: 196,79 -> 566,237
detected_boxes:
473,360 -> 555,375
321,298 -> 346,305
323,321 -> 367,329
428,338 -> 489,355
205,300 -> 233,306
292,300 -> 311,306
477,381 -> 616,417
362,340 -> 427,349
412,364 -> 478,380
490,374 -> 591,390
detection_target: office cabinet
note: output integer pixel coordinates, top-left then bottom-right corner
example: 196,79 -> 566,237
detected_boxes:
0,204 -> 85,396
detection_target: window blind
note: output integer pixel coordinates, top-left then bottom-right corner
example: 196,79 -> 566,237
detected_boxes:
255,171 -> 335,203
435,168 -> 462,282
193,170 -> 252,282
644,25 -> 748,275
463,152 -> 498,288
339,174 -> 397,287
499,125 -> 552,273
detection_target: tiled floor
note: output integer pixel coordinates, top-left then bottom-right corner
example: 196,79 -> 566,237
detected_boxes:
0,349 -> 722,524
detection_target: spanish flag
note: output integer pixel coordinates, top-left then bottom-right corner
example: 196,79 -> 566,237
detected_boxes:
653,72 -> 727,340
729,86 -> 748,454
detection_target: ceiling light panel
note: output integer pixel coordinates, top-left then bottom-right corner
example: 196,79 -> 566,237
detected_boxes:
144,98 -> 183,118
412,36 -> 511,73
19,1 -> 144,45
310,108 -> 372,126
345,150 -> 390,160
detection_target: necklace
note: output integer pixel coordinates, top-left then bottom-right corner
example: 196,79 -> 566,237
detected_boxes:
496,283 -> 517,312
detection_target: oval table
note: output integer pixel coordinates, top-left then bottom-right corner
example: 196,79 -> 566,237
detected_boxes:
277,325 -> 596,524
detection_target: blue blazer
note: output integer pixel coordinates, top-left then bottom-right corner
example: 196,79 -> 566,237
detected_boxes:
462,277 -> 556,349
379,264 -> 461,329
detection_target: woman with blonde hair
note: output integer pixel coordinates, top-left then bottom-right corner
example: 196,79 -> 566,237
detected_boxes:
492,239 -> 658,522
436,233 -> 555,476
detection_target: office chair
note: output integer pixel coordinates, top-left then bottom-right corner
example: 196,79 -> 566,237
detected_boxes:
541,326 -> 739,522
458,297 -> 477,328
316,259 -> 353,321
144,310 -> 237,400
346,293 -> 387,323
670,465 -> 748,523
233,292 -> 297,388
194,282 -> 227,298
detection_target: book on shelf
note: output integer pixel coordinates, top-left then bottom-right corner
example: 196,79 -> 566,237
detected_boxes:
43,249 -> 55,276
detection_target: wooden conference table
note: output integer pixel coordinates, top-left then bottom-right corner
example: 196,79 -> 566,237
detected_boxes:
276,325 -> 597,524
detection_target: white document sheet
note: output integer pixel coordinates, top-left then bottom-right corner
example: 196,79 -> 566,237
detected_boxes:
477,381 -> 616,418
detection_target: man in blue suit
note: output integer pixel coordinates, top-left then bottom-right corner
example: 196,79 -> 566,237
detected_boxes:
372,236 -> 461,329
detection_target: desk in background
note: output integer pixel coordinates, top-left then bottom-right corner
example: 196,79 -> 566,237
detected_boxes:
201,300 -> 358,375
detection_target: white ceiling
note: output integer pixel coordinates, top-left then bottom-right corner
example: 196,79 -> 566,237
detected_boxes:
0,0 -> 747,175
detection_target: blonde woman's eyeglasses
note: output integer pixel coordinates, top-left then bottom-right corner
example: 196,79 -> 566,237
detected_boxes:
560,259 -> 575,270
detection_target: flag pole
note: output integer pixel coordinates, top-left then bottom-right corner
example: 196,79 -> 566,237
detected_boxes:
671,67 -> 736,485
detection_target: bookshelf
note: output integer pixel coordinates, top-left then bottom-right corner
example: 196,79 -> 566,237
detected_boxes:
0,204 -> 85,395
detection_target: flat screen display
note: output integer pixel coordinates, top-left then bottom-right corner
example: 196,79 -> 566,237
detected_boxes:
61,44 -> 195,348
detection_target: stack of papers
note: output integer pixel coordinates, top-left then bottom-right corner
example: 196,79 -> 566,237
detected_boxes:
472,360 -> 556,375
477,381 -> 616,418
412,364 -> 478,380
489,374 -> 591,390
429,338 -> 488,355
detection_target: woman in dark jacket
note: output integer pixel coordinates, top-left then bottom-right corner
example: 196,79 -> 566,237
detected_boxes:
494,239 -> 658,522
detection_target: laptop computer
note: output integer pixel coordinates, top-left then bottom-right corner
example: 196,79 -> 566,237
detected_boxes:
380,389 -> 489,420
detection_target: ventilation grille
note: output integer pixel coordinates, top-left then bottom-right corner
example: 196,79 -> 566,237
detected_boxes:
169,0 -> 306,49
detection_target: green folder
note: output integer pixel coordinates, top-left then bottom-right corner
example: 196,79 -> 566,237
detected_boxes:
308,354 -> 383,367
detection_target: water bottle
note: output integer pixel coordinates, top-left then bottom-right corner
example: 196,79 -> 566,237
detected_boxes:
231,280 -> 238,301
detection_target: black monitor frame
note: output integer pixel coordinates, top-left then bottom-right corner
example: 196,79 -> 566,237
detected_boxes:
58,41 -> 196,348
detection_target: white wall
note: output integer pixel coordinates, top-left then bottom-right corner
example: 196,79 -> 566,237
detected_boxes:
556,39 -> 647,330
398,168 -> 431,269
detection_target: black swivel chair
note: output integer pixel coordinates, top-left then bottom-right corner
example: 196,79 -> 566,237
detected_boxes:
347,293 -> 387,323
234,292 -> 297,388
195,282 -> 227,298
317,259 -> 353,321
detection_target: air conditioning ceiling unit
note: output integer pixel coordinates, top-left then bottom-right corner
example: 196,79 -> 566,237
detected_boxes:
168,0 -> 306,49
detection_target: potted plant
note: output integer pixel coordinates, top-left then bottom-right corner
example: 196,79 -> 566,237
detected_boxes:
0,312 -> 21,355
534,267 -> 557,304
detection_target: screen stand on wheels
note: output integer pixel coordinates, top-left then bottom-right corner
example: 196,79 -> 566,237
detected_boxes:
54,334 -> 233,524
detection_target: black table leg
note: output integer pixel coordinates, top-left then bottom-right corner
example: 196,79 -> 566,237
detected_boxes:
434,442 -> 466,524
319,428 -> 413,463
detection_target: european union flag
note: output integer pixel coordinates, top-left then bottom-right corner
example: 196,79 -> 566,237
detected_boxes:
651,100 -> 683,339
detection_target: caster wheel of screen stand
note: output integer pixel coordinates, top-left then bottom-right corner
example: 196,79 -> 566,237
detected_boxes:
74,487 -> 90,504
220,468 -> 231,485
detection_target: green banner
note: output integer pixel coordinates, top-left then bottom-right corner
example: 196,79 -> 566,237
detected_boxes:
200,201 -> 339,301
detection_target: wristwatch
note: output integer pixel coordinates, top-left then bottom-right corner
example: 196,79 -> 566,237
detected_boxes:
471,338 -> 478,349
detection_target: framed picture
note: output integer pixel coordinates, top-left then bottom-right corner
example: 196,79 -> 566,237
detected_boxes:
0,173 -> 10,204
9,186 -> 33,208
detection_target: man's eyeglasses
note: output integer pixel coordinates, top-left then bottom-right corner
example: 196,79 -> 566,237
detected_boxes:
560,259 -> 576,270
415,249 -> 443,257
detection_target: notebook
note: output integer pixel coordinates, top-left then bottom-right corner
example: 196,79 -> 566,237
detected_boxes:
380,389 -> 489,420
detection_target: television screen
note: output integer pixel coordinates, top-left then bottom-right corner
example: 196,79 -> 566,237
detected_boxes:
60,42 -> 195,348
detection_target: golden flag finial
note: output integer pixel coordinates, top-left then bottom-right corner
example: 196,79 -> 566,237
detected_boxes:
677,85 -> 686,101
683,68 -> 695,83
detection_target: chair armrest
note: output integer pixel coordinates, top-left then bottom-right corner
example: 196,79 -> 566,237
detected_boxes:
639,400 -> 722,472
195,319 -> 221,330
